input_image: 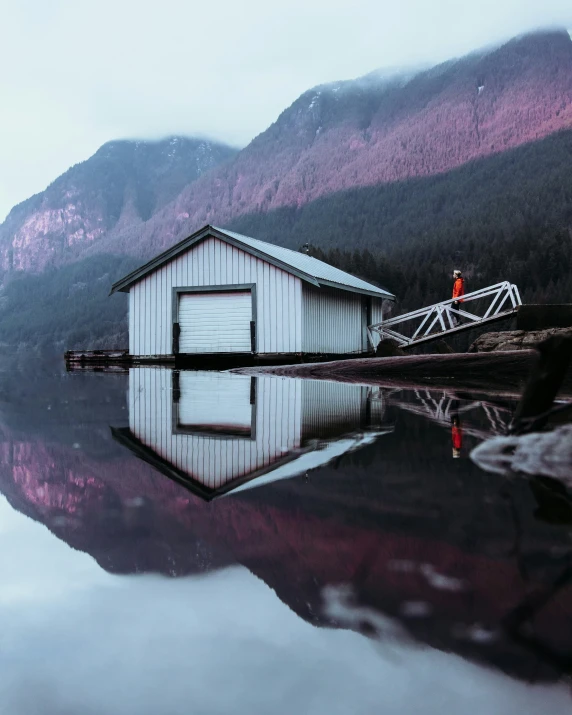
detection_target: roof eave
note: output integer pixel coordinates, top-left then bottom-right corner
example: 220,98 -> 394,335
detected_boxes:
109,225 -> 214,295
111,426 -> 312,501
209,228 -> 320,288
109,225 -> 322,294
317,278 -> 395,301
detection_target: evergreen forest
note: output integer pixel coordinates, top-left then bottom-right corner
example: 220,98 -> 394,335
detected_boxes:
0,129 -> 571,351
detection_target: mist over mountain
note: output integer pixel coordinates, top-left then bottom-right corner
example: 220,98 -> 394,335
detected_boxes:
0,137 -> 238,272
0,29 -> 571,349
104,28 -> 572,259
2,30 -> 572,273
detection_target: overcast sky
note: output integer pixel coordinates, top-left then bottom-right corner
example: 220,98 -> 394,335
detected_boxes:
1,0 -> 571,220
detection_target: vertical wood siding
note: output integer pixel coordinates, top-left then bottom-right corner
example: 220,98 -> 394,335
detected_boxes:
301,380 -> 369,440
301,285 -> 367,354
369,298 -> 384,350
129,237 -> 303,356
126,369 -> 381,493
128,290 -> 135,355
129,368 -> 303,491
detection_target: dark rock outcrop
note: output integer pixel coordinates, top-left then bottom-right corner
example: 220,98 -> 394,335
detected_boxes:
375,338 -> 405,357
472,425 -> 572,480
469,329 -> 572,353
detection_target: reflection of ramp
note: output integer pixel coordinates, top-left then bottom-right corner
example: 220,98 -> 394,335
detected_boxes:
368,281 -> 522,348
388,389 -> 512,440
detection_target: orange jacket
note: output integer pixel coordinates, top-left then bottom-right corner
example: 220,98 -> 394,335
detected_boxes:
452,424 -> 463,450
452,277 -> 465,301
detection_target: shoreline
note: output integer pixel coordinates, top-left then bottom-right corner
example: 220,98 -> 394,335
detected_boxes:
232,350 -> 548,398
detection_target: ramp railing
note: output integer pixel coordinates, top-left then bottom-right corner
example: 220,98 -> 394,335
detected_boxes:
387,389 -> 512,440
368,281 -> 522,348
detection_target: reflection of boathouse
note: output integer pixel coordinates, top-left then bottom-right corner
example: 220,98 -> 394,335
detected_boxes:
112,368 -> 389,499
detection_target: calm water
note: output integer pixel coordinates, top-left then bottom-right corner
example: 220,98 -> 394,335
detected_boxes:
1,360 -> 571,714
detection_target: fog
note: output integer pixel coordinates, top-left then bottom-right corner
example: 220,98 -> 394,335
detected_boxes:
1,0 -> 571,219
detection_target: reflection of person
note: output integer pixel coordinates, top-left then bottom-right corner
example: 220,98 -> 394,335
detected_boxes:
452,414 -> 463,458
451,270 -> 465,327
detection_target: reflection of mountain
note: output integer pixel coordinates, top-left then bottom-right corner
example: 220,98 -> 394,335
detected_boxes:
0,371 -> 571,682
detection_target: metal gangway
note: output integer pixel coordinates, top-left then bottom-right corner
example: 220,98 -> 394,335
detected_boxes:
387,389 -> 512,441
368,281 -> 522,349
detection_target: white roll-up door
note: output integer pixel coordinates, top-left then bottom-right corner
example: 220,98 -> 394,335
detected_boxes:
178,372 -> 253,436
178,291 -> 252,354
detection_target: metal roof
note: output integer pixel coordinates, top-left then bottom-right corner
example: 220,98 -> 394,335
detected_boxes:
110,225 -> 395,300
215,228 -> 394,299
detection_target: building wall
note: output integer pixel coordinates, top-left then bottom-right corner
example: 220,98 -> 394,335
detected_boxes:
129,368 -> 303,491
301,284 -> 369,354
301,380 -> 369,439
369,298 -> 384,350
127,368 -> 383,493
129,236 -> 303,356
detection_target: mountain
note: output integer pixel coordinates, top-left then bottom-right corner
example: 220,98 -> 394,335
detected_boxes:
1,29 -> 572,349
105,28 -> 572,259
2,30 -> 572,274
2,126 -> 571,352
229,128 -> 572,315
0,137 -> 238,273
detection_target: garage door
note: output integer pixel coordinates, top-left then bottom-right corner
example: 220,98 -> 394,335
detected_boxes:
177,372 -> 253,436
178,291 -> 252,354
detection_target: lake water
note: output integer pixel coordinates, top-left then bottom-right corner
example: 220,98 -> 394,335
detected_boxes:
1,361 -> 571,714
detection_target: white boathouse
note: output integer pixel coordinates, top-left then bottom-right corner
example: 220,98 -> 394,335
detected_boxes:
110,225 -> 394,360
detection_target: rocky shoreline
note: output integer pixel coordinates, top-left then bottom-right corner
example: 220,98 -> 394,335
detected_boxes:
232,330 -> 572,399
469,328 -> 572,353
233,350 -> 544,397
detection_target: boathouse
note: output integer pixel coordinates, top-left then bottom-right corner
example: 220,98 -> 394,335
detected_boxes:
110,225 -> 394,359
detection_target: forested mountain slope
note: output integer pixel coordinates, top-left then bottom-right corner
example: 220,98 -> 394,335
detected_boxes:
1,29 -> 572,350
102,29 -> 572,260
229,128 -> 572,312
2,128 -> 571,351
0,137 -> 237,273
1,30 -> 571,274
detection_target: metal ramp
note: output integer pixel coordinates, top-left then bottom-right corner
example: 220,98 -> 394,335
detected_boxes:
368,281 -> 522,349
387,389 -> 512,440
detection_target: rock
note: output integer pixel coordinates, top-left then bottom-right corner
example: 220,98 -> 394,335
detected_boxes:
431,340 -> 454,354
469,328 -> 572,353
512,335 -> 572,433
375,339 -> 405,357
471,425 -> 572,483
468,331 -> 524,352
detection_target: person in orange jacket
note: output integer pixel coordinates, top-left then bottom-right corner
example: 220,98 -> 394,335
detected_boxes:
451,414 -> 463,458
451,270 -> 465,326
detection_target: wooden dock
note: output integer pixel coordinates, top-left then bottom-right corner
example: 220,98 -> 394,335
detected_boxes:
64,349 -> 372,371
64,350 -> 175,371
